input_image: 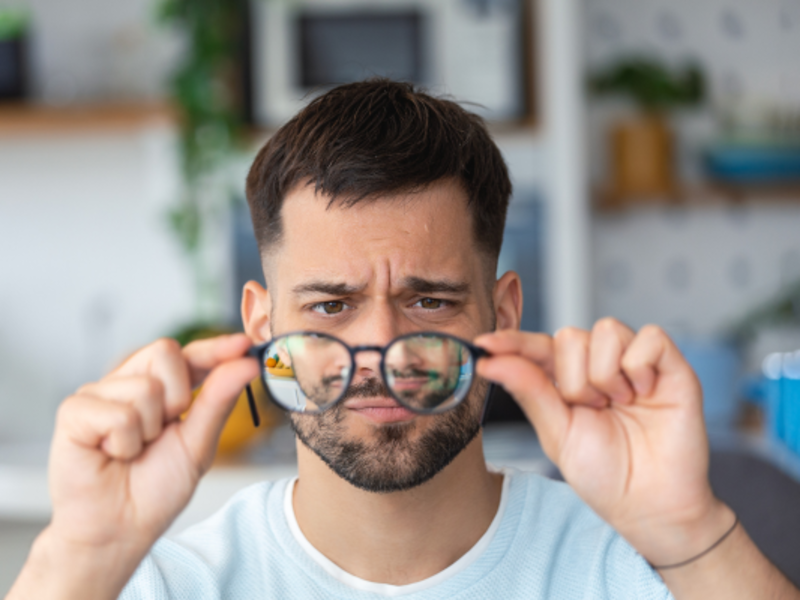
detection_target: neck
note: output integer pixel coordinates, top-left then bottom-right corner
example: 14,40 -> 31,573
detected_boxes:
292,432 -> 502,586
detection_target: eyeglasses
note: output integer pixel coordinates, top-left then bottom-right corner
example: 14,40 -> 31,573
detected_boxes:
244,331 -> 489,426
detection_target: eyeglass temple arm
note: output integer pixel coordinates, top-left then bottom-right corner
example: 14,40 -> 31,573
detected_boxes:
473,346 -> 490,359
245,343 -> 268,428
245,384 -> 261,428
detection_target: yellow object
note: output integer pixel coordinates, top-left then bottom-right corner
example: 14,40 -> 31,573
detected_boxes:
187,379 -> 278,456
608,113 -> 676,204
216,388 -> 263,455
267,365 -> 294,378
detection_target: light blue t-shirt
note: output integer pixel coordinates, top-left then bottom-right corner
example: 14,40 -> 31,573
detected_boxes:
120,470 -> 673,599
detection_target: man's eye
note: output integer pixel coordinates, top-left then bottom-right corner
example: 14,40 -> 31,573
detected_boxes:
312,301 -> 347,315
417,298 -> 444,310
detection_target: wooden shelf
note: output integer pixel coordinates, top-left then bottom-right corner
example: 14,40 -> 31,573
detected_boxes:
593,182 -> 800,212
0,102 -> 177,137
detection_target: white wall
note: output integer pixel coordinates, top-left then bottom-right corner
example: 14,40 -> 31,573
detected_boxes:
0,124 -> 195,442
592,203 -> 800,337
17,0 -> 180,103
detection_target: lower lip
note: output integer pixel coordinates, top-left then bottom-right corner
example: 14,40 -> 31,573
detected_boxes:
350,406 -> 418,424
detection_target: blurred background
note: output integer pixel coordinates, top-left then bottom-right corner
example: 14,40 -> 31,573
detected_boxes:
2,0 -> 800,591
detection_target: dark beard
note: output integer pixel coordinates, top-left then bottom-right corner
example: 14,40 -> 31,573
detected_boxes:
289,377 -> 486,493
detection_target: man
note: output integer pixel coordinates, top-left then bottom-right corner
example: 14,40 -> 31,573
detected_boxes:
8,80 -> 798,599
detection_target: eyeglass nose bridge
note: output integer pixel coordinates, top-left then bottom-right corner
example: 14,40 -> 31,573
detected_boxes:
347,344 -> 386,370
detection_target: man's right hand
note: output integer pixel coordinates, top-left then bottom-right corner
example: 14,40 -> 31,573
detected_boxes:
7,334 -> 259,600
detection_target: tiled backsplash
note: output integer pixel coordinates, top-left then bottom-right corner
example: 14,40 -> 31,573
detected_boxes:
583,0 -> 800,108
592,202 -> 800,338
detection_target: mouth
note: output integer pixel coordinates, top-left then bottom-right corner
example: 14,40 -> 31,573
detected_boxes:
343,397 -> 417,424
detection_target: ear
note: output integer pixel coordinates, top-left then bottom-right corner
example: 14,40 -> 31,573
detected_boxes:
493,270 -> 523,331
241,280 -> 273,343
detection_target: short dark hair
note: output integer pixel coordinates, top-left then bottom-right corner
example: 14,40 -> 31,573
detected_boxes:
245,79 -> 512,262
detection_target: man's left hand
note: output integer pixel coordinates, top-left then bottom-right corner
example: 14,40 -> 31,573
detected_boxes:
475,319 -> 733,567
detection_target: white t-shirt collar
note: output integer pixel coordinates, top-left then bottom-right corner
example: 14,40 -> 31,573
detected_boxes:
283,469 -> 511,597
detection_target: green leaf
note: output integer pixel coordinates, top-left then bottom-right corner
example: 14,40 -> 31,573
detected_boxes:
588,57 -> 706,112
0,9 -> 29,40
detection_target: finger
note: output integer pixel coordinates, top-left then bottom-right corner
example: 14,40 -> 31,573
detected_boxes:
588,318 -> 636,405
178,356 -> 261,473
57,394 -> 144,460
182,334 -> 254,387
554,328 -> 608,408
78,376 -> 165,443
474,330 -> 555,377
621,324 -> 698,400
110,338 -> 192,421
477,355 -> 569,460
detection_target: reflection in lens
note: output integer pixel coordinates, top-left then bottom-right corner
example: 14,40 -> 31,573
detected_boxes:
384,334 -> 474,413
263,334 -> 351,413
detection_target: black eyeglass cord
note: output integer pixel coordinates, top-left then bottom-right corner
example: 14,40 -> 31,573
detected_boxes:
649,513 -> 739,570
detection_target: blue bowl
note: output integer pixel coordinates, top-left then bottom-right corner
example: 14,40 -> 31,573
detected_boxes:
705,145 -> 800,183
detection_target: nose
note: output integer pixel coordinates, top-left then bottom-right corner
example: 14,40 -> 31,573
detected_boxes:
347,301 -> 405,379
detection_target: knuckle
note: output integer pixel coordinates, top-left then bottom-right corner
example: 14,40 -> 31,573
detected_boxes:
621,352 -> 645,374
75,381 -> 95,396
589,367 -> 614,389
593,317 -> 620,335
558,379 -> 585,400
639,324 -> 665,340
114,404 -> 142,431
141,376 -> 165,400
152,337 -> 182,357
55,396 -> 78,424
555,327 -> 585,345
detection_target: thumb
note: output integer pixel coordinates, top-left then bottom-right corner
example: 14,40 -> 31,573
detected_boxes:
478,355 -> 570,460
178,357 -> 260,472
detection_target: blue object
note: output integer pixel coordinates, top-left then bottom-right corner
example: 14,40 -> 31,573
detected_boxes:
784,378 -> 800,452
677,339 -> 741,429
705,145 -> 800,183
758,351 -> 800,456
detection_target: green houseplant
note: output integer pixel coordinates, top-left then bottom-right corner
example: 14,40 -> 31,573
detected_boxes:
0,8 -> 30,100
157,0 -> 251,325
156,2 -> 287,453
588,57 -> 706,205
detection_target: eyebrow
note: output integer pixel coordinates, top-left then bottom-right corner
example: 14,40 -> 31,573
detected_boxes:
402,277 -> 470,295
292,277 -> 470,297
292,281 -> 363,297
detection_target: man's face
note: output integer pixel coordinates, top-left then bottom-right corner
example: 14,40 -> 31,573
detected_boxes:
254,179 -> 499,492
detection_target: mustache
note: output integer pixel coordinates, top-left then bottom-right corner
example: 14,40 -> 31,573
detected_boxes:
341,377 -> 392,400
388,367 -> 432,379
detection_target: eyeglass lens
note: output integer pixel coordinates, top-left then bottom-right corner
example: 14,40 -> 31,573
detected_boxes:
260,333 -> 475,414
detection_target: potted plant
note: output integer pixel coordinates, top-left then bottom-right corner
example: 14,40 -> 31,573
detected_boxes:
0,8 -> 29,100
157,0 -> 250,325
588,57 -> 705,205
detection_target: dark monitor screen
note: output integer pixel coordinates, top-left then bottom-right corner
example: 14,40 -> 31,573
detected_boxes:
298,12 -> 424,88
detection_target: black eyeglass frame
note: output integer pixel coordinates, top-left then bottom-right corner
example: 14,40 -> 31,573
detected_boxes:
244,331 -> 490,427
